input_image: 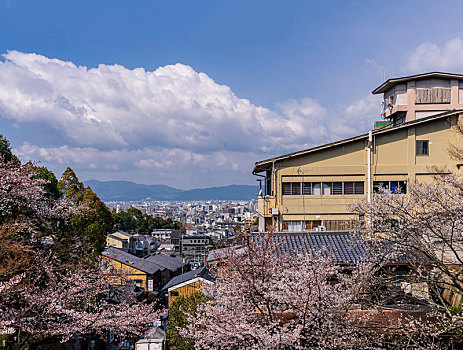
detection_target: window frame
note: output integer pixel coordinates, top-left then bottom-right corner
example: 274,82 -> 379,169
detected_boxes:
416,140 -> 429,156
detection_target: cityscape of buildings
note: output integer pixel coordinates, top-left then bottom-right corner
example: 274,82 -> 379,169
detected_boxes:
91,71 -> 463,349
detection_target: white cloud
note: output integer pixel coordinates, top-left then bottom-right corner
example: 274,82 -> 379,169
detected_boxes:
0,50 -> 305,153
406,38 -> 463,73
1,51 -> 382,187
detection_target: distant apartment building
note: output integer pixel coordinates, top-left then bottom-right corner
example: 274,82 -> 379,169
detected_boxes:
106,230 -> 158,257
151,229 -> 180,242
254,72 -> 463,232
181,235 -> 214,265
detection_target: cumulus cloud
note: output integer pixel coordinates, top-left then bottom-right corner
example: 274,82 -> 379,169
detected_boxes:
1,51 -> 380,187
0,50 -> 305,153
405,38 -> 463,73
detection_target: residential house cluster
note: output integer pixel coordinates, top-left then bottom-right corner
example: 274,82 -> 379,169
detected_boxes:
102,246 -> 188,292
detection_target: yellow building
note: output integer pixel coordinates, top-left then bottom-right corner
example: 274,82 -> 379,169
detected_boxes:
102,247 -> 185,292
106,230 -> 131,251
254,73 -> 463,232
162,266 -> 214,307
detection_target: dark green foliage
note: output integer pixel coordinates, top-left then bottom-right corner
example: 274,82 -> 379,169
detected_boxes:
34,165 -> 61,200
58,167 -> 114,255
0,134 -> 19,164
167,293 -> 210,350
58,167 -> 84,200
113,207 -> 181,234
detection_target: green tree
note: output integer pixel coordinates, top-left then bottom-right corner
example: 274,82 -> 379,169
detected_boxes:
0,134 -> 18,163
58,167 -> 114,254
34,165 -> 61,200
113,208 -> 182,234
167,293 -> 210,350
58,167 -> 84,200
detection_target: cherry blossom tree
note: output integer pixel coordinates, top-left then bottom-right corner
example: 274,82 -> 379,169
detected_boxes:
1,259 -> 161,348
352,174 -> 463,304
182,232 -> 382,349
351,174 -> 463,345
180,230 -> 456,349
0,148 -> 163,348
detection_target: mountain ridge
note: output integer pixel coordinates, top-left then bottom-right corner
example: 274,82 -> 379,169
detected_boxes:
84,179 -> 258,201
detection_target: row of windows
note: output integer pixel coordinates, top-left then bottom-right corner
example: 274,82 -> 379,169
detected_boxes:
283,180 -> 407,196
282,181 -> 364,196
283,220 -> 356,232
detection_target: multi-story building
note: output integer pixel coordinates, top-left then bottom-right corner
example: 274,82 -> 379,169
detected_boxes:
106,230 -> 158,257
254,72 -> 463,232
181,235 -> 214,265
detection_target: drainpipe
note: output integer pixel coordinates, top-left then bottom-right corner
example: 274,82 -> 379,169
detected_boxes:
367,131 -> 373,203
272,160 -> 278,231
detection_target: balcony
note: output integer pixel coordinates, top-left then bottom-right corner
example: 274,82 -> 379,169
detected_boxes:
258,195 -> 275,218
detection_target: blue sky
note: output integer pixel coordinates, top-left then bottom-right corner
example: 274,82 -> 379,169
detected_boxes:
1,0 -> 463,188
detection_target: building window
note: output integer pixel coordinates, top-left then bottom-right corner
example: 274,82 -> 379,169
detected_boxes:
312,182 -> 321,195
282,182 -> 301,195
286,221 -> 303,232
170,291 -> 179,297
373,181 -> 407,194
302,182 -> 311,195
354,182 -> 364,195
416,140 -> 429,156
332,182 -> 343,195
284,220 -> 355,232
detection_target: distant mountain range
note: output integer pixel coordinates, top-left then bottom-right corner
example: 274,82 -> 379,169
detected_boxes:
84,180 -> 259,201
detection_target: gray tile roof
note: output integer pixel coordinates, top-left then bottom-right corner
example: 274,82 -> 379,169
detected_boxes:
144,252 -> 184,272
162,266 -> 215,291
206,245 -> 246,263
268,232 -> 372,264
102,247 -> 163,275
232,232 -> 378,264
207,232 -> 412,265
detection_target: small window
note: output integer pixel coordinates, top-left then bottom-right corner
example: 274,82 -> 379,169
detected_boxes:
332,182 -> 343,195
291,182 -> 301,195
416,140 -> 429,156
344,182 -> 354,195
373,181 -> 407,194
282,183 -> 292,196
170,291 -> 179,297
312,182 -> 321,195
354,182 -> 364,195
322,182 -> 331,195
302,182 -> 311,195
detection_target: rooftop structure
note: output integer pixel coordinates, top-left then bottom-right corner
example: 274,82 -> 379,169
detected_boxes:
372,72 -> 463,125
